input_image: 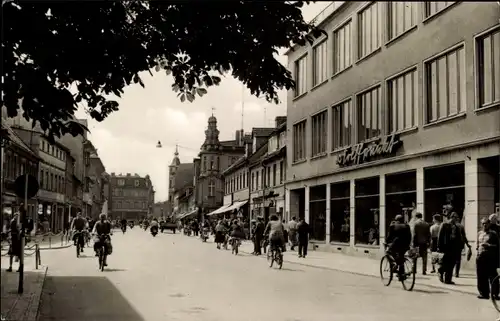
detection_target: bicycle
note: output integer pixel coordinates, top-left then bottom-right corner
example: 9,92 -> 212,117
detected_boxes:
490,271 -> 500,317
267,243 -> 283,269
74,231 -> 82,257
96,234 -> 110,271
380,245 -> 416,291
230,237 -> 241,255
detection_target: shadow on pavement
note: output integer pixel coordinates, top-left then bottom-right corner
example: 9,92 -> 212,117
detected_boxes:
413,288 -> 449,294
279,267 -> 305,272
102,268 -> 127,272
38,276 -> 144,321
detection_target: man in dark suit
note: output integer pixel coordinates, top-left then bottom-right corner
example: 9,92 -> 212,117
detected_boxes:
412,212 -> 431,275
437,212 -> 462,284
386,215 -> 412,279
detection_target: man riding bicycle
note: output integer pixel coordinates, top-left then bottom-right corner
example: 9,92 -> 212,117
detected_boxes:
263,214 -> 286,253
385,214 -> 412,280
70,212 -> 88,253
92,214 -> 112,265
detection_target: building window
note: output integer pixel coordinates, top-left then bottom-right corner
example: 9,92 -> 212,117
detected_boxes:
425,45 -> 466,123
267,167 -> 271,187
134,180 -> 140,187
251,172 -> 255,191
358,2 -> 381,59
476,27 -> 500,109
210,157 -> 215,170
357,86 -> 382,142
311,111 -> 327,157
261,168 -> 265,188
313,40 -> 328,86
294,55 -> 308,96
279,161 -> 284,184
292,121 -> 307,162
272,163 -> 277,186
332,99 -> 353,150
424,1 -> 454,18
387,68 -> 418,133
41,140 -> 45,151
333,20 -> 352,74
208,179 -> 215,197
255,171 -> 260,190
117,179 -> 125,186
49,173 -> 53,190
387,2 -> 417,41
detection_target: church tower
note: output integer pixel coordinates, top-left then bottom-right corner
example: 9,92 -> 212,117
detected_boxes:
201,115 -> 221,176
168,145 -> 180,203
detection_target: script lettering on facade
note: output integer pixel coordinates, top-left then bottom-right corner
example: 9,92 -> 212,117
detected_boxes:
336,134 -> 402,167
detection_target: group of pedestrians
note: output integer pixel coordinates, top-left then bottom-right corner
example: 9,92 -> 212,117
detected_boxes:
389,206 -> 500,300
250,216 -> 311,258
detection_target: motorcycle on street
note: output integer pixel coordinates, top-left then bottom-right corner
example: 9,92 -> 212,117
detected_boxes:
151,225 -> 158,237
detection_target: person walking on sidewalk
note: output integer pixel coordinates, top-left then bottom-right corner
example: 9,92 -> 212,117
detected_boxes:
6,212 -> 21,272
430,214 -> 443,273
476,217 -> 499,300
412,212 -> 431,275
254,217 -> 265,255
287,217 -> 298,251
297,218 -> 310,258
437,212 -> 462,285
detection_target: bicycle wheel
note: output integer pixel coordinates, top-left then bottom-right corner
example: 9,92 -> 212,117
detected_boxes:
380,255 -> 393,286
276,251 -> 283,270
491,274 -> 500,312
268,250 -> 274,268
401,257 -> 416,291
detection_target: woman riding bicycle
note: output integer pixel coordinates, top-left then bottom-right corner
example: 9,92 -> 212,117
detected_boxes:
263,214 -> 286,253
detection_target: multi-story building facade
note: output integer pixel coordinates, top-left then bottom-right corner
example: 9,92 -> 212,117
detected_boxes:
285,2 -> 500,263
11,127 -> 71,232
1,123 -> 40,223
168,147 -> 196,220
109,173 -> 154,221
88,150 -> 108,219
194,116 -> 246,218
152,201 -> 171,219
220,119 -> 285,222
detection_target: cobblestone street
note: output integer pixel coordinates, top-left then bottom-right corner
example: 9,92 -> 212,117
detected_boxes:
36,229 -> 497,321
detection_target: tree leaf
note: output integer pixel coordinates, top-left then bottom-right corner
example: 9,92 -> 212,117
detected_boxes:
196,88 -> 207,96
180,94 -> 186,102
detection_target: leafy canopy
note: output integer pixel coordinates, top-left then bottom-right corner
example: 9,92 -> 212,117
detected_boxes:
2,1 -> 325,139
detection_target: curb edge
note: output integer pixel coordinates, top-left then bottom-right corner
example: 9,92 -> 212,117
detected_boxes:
25,265 -> 48,321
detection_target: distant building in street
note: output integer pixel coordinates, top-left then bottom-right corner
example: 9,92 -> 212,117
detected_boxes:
168,147 -> 196,220
218,118 -> 286,222
285,2 -> 500,265
88,149 -> 108,219
109,173 -> 154,221
193,115 -> 246,219
152,200 -> 171,219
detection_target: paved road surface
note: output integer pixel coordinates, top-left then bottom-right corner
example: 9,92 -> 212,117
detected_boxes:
37,229 -> 497,321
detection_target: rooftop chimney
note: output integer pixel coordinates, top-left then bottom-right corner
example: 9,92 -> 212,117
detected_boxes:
126,173 -> 131,177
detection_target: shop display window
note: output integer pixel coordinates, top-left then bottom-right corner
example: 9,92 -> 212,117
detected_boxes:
309,185 -> 326,241
354,176 -> 380,245
330,181 -> 350,243
385,171 -> 417,232
424,163 -> 465,221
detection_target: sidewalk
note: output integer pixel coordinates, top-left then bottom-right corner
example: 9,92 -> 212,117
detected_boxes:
238,241 -> 478,296
1,234 -> 72,256
0,256 -> 48,321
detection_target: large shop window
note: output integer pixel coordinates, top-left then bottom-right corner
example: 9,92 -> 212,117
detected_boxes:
330,181 -> 350,243
385,171 -> 417,233
309,185 -> 327,241
355,177 -> 380,245
424,163 -> 465,221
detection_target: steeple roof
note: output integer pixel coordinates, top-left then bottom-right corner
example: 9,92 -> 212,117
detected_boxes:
170,145 -> 181,167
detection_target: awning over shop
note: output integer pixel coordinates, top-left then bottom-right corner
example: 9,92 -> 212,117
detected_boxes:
223,200 -> 248,213
178,208 -> 198,220
207,204 -> 232,216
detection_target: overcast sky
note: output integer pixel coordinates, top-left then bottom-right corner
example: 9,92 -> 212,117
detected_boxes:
75,2 -> 332,202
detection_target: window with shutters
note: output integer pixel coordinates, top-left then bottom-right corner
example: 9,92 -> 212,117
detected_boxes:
424,2 -> 455,18
311,111 -> 327,156
294,55 -> 308,96
357,86 -> 382,142
387,2 -> 418,41
387,68 -> 418,133
293,121 -> 307,162
279,161 -> 284,184
357,2 -> 382,59
332,99 -> 353,150
476,26 -> 500,109
333,20 -> 352,74
424,45 -> 466,123
313,40 -> 328,86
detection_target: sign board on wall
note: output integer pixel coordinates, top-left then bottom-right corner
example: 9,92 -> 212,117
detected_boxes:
336,134 -> 402,167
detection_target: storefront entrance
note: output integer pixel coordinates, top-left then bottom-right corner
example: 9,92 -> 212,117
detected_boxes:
330,181 -> 350,243
385,170 -> 417,231
309,185 -> 326,241
477,155 -> 500,223
424,162 -> 465,221
354,177 -> 379,245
